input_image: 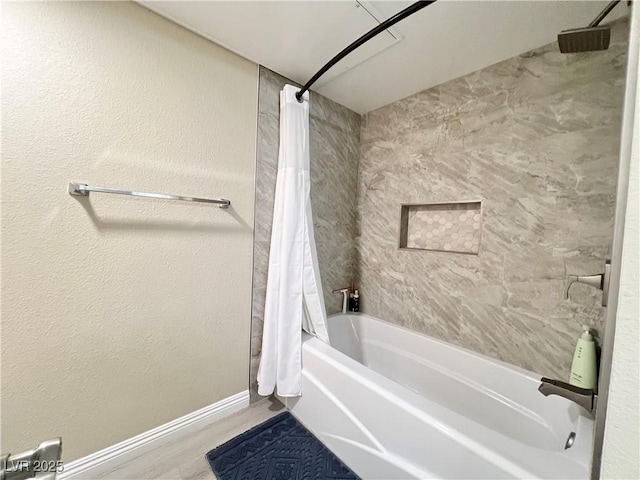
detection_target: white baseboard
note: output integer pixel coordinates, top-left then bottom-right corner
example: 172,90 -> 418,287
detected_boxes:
60,390 -> 249,479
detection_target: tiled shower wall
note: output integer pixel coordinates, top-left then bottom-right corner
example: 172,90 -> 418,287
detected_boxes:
250,67 -> 360,400
356,18 -> 629,379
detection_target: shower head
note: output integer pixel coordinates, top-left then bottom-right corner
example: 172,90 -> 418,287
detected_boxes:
558,25 -> 611,53
557,0 -> 620,53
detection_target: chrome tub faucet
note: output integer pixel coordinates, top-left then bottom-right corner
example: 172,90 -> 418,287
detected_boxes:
538,377 -> 597,415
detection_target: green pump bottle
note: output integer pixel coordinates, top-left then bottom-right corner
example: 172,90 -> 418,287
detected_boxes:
569,325 -> 597,389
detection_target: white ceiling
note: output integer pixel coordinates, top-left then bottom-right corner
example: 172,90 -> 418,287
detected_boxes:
140,1 -> 628,114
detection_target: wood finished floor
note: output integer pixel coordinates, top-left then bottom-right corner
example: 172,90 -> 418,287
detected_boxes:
94,397 -> 285,480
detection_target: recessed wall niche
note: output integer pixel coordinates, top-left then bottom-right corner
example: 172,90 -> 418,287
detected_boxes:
399,201 -> 482,254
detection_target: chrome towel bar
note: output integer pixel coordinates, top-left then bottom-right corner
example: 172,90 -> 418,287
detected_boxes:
68,183 -> 230,208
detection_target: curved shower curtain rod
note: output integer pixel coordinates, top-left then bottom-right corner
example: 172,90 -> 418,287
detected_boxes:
295,0 -> 437,102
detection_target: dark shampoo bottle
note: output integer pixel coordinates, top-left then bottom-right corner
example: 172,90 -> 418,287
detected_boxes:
351,290 -> 359,312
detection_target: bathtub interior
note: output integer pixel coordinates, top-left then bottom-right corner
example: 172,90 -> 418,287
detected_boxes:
326,313 -> 588,452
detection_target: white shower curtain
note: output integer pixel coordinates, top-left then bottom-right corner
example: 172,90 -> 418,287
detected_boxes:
257,85 -> 329,397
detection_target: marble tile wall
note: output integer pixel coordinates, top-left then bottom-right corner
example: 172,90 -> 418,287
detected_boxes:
356,18 -> 629,379
250,67 -> 360,401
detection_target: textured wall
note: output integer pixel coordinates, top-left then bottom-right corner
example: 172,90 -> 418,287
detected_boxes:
250,67 -> 360,401
1,2 -> 257,461
602,6 -> 639,477
356,18 -> 628,379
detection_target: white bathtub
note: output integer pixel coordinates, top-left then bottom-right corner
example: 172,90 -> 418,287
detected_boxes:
279,313 -> 594,479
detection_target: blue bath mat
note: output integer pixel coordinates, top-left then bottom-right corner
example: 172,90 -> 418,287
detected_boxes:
205,411 -> 359,480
